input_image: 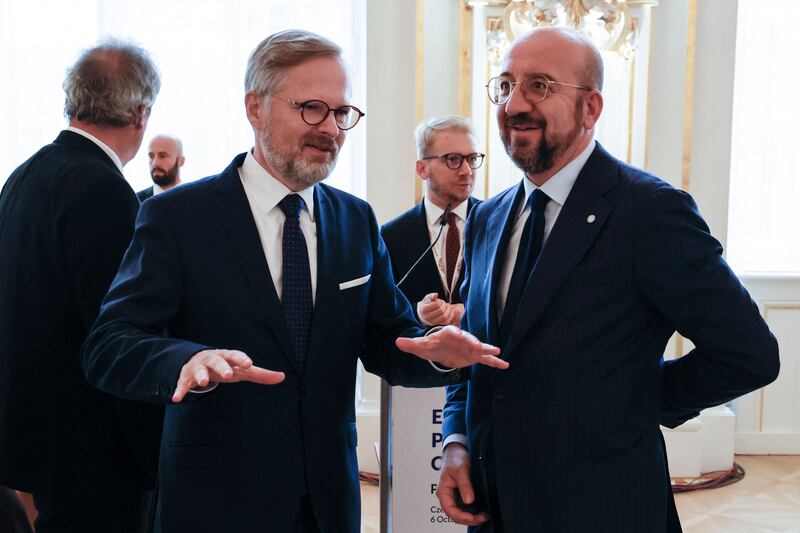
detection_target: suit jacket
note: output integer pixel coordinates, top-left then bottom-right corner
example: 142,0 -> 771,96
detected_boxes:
137,186 -> 154,203
82,153 -> 463,533
381,197 -> 479,316
443,144 -> 779,532
0,131 -> 162,495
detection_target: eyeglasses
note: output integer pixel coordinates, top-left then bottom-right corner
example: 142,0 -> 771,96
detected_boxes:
422,152 -> 485,170
486,75 -> 591,105
269,93 -> 365,130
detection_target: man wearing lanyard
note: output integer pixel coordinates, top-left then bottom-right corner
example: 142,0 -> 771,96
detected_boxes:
382,115 -> 483,326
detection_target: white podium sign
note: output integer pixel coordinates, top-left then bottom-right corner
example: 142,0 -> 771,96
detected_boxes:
385,385 -> 462,531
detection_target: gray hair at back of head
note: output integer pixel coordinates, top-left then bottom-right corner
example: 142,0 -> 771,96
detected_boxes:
245,29 -> 342,96
63,37 -> 160,127
415,115 -> 478,159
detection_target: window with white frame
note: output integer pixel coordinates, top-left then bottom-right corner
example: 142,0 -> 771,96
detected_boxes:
0,0 -> 366,197
727,0 -> 800,274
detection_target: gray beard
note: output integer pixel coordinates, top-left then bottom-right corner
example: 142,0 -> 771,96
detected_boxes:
266,149 -> 336,188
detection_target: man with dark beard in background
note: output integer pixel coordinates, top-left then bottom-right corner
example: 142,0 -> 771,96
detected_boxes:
137,134 -> 184,202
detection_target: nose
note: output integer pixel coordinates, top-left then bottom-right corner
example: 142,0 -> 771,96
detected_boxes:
456,158 -> 472,177
503,82 -> 534,117
315,110 -> 341,138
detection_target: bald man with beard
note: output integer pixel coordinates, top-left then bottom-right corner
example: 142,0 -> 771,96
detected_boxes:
137,134 -> 184,202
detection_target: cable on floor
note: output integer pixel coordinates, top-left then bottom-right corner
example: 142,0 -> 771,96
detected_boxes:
671,462 -> 745,493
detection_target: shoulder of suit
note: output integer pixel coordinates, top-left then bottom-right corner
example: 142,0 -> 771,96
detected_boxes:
380,203 -> 420,236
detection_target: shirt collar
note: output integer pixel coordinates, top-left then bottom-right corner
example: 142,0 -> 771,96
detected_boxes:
522,139 -> 596,207
65,126 -> 124,173
239,150 -> 316,221
423,196 -> 469,227
153,183 -> 166,195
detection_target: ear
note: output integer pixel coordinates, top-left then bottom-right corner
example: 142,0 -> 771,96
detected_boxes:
245,91 -> 264,128
583,90 -> 603,129
178,155 -> 186,168
416,159 -> 429,181
134,104 -> 148,129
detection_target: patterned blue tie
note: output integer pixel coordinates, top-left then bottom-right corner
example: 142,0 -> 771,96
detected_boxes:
498,188 -> 550,346
278,194 -> 312,369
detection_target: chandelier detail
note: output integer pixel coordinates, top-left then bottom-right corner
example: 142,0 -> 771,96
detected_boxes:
485,0 -> 642,66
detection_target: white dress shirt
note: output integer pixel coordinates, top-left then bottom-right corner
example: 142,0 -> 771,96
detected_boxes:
238,150 -> 318,303
65,126 -> 124,172
443,139 -> 595,451
152,183 -> 166,196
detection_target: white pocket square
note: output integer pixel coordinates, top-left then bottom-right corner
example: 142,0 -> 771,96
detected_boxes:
339,274 -> 371,290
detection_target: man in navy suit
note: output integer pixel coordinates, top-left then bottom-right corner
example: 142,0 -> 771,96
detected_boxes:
382,115 -> 482,325
0,39 -> 162,532
436,27 -> 779,532
81,30 -> 504,533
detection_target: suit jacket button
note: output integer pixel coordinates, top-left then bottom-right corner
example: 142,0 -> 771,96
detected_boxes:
493,393 -> 503,400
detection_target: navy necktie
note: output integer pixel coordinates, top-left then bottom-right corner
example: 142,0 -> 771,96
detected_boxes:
498,188 -> 550,346
278,194 -> 312,369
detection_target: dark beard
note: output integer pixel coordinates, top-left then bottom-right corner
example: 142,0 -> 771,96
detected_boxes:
151,158 -> 180,187
501,98 -> 584,175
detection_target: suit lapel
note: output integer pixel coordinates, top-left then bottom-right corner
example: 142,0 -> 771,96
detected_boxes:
305,186 -> 338,370
214,154 -> 299,373
505,145 -> 619,356
485,185 -> 525,345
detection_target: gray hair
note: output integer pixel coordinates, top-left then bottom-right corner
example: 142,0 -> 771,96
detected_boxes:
63,37 -> 160,127
415,115 -> 478,159
244,29 -> 342,96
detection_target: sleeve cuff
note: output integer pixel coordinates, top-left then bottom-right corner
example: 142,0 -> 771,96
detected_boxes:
423,326 -> 457,373
188,382 -> 219,394
443,434 -> 468,450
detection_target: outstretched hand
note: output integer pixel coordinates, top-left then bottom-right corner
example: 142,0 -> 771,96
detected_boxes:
395,325 -> 506,369
172,349 -> 285,402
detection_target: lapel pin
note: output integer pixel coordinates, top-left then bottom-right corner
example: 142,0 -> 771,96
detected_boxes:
587,214 -> 596,223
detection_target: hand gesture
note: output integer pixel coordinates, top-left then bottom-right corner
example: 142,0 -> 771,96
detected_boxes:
395,325 -> 506,369
437,444 -> 490,526
172,349 -> 285,402
418,293 -> 464,327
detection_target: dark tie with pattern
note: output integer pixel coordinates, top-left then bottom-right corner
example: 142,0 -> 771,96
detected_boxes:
498,188 -> 550,346
445,212 -> 460,292
278,194 -> 312,369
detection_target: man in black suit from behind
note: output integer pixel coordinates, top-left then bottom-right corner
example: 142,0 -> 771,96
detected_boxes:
136,134 -> 184,202
381,115 -> 482,326
0,39 -> 162,533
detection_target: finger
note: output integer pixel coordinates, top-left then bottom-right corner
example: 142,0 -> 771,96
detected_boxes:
455,468 -> 476,505
477,355 -> 509,369
438,487 -> 486,526
208,358 -> 234,381
478,341 -> 501,356
172,372 -> 194,403
239,366 -> 286,385
193,365 -> 211,387
395,336 -> 426,355
221,349 -> 252,368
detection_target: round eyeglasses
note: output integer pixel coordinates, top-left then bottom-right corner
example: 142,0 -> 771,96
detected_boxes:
422,152 -> 485,170
270,93 -> 365,130
486,75 -> 591,105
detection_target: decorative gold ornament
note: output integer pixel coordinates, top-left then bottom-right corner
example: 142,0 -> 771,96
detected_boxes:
480,0 -> 646,65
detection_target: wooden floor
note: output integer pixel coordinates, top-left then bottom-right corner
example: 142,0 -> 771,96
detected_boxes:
361,455 -> 800,532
